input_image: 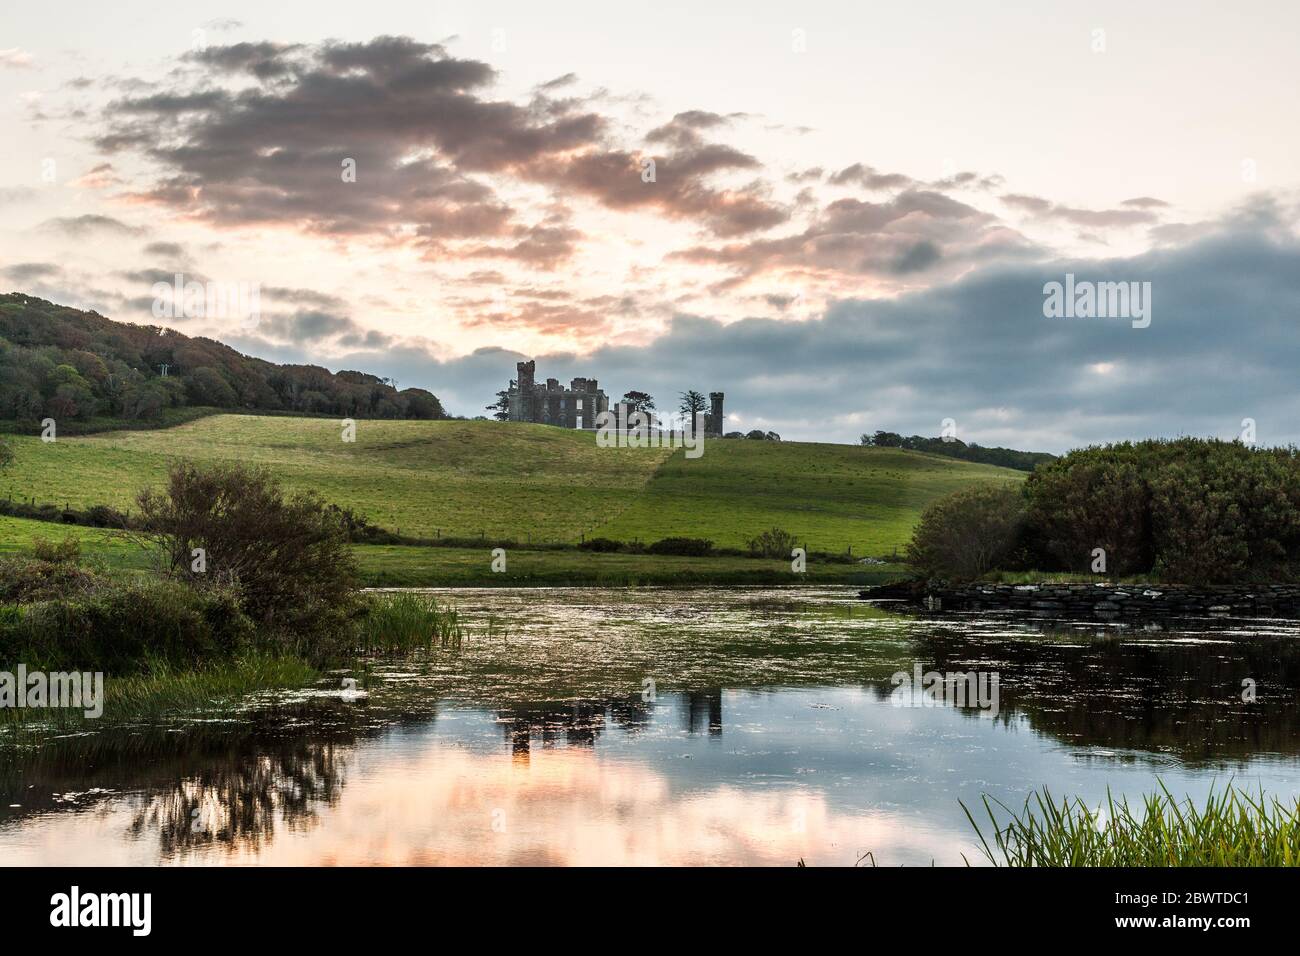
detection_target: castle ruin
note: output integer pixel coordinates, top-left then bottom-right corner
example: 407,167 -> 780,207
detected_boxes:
508,360 -> 609,429
505,360 -> 725,436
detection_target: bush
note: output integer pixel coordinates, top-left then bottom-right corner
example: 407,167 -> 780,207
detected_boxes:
1024,446 -> 1152,574
746,527 -> 797,559
136,461 -> 362,646
905,483 -> 1026,582
83,504 -> 131,528
646,536 -> 714,556
0,556 -> 102,603
31,534 -> 81,564
578,537 -> 624,553
0,578 -> 255,673
1022,438 -> 1300,583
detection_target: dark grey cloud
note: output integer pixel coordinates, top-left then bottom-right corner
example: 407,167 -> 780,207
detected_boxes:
673,189 -> 1034,284
142,241 -> 186,258
92,36 -> 797,256
3,262 -> 62,282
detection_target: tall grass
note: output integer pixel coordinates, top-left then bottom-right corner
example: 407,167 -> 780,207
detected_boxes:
0,652 -> 317,730
357,591 -> 463,654
964,780 -> 1300,866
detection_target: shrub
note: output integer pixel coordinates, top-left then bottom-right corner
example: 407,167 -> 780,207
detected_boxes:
578,537 -> 623,552
0,578 -> 254,673
0,556 -> 102,603
646,536 -> 714,556
83,504 -> 131,528
31,534 -> 81,564
746,527 -> 797,559
1022,438 -> 1300,583
136,461 -> 361,645
905,483 -> 1026,581
1024,447 -> 1152,574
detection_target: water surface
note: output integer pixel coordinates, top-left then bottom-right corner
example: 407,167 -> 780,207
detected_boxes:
3,586 -> 1299,866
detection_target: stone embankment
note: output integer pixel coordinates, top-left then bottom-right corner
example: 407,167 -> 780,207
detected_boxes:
861,581 -> 1300,619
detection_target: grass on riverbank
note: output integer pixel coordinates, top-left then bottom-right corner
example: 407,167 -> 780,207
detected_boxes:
0,651 -> 318,732
0,514 -> 906,586
965,781 -> 1300,866
356,591 -> 464,653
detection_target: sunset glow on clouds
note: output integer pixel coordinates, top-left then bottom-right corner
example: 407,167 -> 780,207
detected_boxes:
4,2 -> 1300,446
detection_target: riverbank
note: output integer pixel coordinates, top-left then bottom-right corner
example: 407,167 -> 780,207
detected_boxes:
865,580 -> 1300,618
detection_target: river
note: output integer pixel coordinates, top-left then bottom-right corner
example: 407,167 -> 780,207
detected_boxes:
3,586 -> 1299,865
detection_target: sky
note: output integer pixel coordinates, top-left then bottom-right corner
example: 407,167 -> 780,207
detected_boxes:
3,1 -> 1299,451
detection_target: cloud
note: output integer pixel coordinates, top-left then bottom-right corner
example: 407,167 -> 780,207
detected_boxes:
2,262 -> 62,282
828,163 -> 913,190
142,241 -> 186,258
37,214 -> 145,237
1001,192 -> 1162,228
0,48 -> 35,69
93,36 -> 798,259
0,186 -> 37,205
672,189 -> 1035,288
284,204 -> 1298,452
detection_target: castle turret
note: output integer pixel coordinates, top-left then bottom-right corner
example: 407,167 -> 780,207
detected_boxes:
707,391 -> 725,436
513,360 -> 536,421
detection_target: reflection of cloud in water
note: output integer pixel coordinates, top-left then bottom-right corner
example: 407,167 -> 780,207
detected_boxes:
0,744 -> 961,866
227,746 -> 961,866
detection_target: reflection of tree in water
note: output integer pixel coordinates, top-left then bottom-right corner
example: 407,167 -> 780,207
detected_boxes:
0,701 -> 379,850
878,622 -> 1300,764
495,689 -> 724,757
128,739 -> 346,858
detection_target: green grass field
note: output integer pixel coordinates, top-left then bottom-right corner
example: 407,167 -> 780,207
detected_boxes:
1,413 -> 1022,559
0,515 -> 900,587
595,438 -> 1022,554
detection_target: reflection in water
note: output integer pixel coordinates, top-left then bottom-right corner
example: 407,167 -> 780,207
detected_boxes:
3,587 -> 1300,865
128,741 -> 346,858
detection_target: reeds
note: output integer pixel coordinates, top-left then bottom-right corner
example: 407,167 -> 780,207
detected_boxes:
964,780 -> 1300,866
0,652 -> 317,729
356,591 -> 463,654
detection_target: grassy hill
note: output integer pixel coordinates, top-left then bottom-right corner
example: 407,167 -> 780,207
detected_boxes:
0,413 -> 1023,556
594,438 -> 1021,554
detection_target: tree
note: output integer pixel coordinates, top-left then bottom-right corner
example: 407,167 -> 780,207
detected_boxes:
679,389 -> 707,425
620,390 -> 655,413
401,388 -> 444,419
905,483 -> 1027,581
184,366 -> 238,407
861,430 -> 904,447
136,461 -> 361,642
486,379 -> 514,421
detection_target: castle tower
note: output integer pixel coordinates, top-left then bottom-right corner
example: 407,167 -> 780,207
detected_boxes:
515,360 -> 536,421
708,392 -> 725,436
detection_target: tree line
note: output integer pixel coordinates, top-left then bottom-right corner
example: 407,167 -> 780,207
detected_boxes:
0,294 -> 445,426
861,430 -> 1055,472
907,437 -> 1300,584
